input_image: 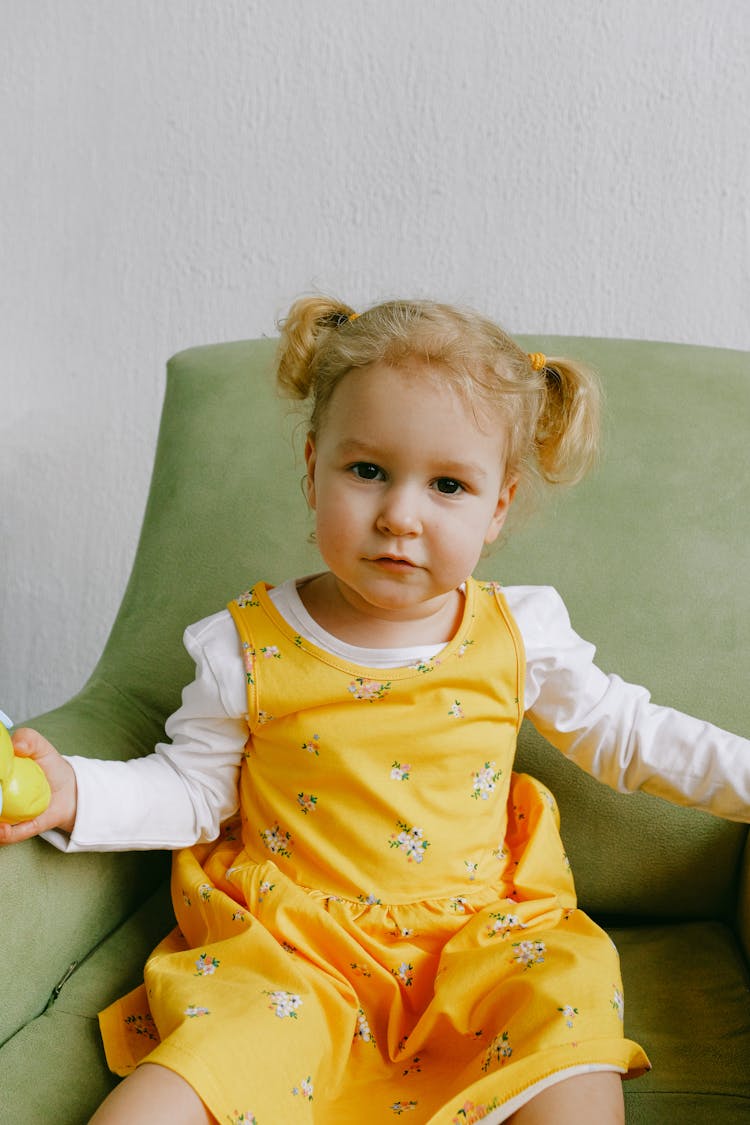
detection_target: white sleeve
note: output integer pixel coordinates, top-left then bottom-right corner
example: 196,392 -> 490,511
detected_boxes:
43,610 -> 249,852
504,585 -> 750,823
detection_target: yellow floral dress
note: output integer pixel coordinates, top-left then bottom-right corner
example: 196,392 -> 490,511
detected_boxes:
99,578 -> 649,1124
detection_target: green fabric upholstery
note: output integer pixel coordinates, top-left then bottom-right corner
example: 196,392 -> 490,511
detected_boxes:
3,336 -> 749,1123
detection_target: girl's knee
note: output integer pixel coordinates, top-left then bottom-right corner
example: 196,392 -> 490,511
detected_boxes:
89,1063 -> 216,1125
508,1070 -> 624,1125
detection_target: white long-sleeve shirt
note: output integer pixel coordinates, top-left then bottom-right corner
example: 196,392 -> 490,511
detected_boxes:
44,581 -> 750,853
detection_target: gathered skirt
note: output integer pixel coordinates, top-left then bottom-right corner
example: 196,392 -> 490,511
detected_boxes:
99,774 -> 649,1123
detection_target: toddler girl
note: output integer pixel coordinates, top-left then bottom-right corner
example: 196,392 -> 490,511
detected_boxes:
4,297 -> 750,1125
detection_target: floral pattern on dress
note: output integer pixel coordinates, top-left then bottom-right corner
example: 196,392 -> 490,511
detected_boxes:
235,589 -> 259,608
512,940 -> 546,969
241,642 -> 256,685
301,733 -> 321,755
392,961 -> 414,987
228,1111 -> 257,1124
258,880 -> 275,902
292,1076 -> 314,1101
348,678 -> 392,701
448,700 -> 464,718
195,953 -> 220,976
124,1013 -> 158,1041
611,986 -> 625,1021
260,645 -> 281,659
185,1006 -> 210,1018
259,823 -> 293,858
481,1030 -> 512,1071
487,912 -> 524,939
452,1098 -> 501,1123
390,761 -> 411,781
264,990 -> 302,1019
470,761 -> 502,800
559,1004 -> 579,1029
389,822 -> 430,864
297,792 -> 318,814
390,1101 -> 419,1115
354,1007 -> 376,1046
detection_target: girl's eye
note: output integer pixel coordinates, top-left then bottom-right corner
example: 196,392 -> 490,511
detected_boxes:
434,477 -> 463,495
351,462 -> 385,481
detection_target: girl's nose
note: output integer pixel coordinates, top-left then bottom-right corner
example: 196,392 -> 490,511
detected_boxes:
376,488 -> 423,536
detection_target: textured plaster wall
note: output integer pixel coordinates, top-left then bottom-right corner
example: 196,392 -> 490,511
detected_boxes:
2,0 -> 749,721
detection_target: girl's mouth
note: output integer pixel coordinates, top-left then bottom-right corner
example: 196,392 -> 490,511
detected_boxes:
371,556 -> 416,571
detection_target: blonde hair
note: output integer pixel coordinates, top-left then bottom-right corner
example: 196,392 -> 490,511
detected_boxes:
277,295 -> 600,499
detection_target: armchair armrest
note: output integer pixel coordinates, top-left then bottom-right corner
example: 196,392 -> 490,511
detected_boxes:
0,687 -> 169,1048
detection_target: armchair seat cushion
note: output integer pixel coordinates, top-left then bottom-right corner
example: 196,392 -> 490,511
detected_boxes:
615,922 -> 750,1119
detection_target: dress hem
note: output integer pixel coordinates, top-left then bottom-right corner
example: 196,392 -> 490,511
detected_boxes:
464,1063 -> 626,1124
424,1038 -> 649,1124
99,1009 -> 649,1125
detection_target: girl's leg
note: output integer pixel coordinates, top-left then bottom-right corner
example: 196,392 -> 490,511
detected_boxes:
88,1063 -> 217,1125
508,1071 -> 624,1125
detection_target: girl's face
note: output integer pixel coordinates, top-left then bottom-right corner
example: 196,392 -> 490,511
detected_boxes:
304,359 -> 515,636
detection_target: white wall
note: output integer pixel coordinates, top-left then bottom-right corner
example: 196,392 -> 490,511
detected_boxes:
2,0 -> 748,721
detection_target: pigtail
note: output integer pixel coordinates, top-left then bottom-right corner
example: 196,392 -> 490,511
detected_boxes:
534,357 -> 601,486
276,296 -> 357,403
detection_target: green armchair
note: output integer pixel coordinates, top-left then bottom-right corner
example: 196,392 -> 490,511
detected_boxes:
3,335 -> 749,1123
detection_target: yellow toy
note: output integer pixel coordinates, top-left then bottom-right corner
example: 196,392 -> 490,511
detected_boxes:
0,720 -> 51,825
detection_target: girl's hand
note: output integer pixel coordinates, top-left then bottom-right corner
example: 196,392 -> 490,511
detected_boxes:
0,729 -> 78,845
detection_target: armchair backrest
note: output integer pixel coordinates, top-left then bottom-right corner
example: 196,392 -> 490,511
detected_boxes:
89,335 -> 750,922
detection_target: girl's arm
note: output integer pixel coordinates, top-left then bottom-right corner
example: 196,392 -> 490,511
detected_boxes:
506,585 -> 750,823
42,610 -> 249,852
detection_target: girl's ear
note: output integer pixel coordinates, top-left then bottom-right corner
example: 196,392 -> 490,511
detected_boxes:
303,434 -> 317,509
484,478 -> 517,545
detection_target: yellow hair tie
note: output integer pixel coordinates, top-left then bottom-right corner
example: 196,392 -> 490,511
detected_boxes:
528,352 -> 547,371
348,312 -> 360,322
